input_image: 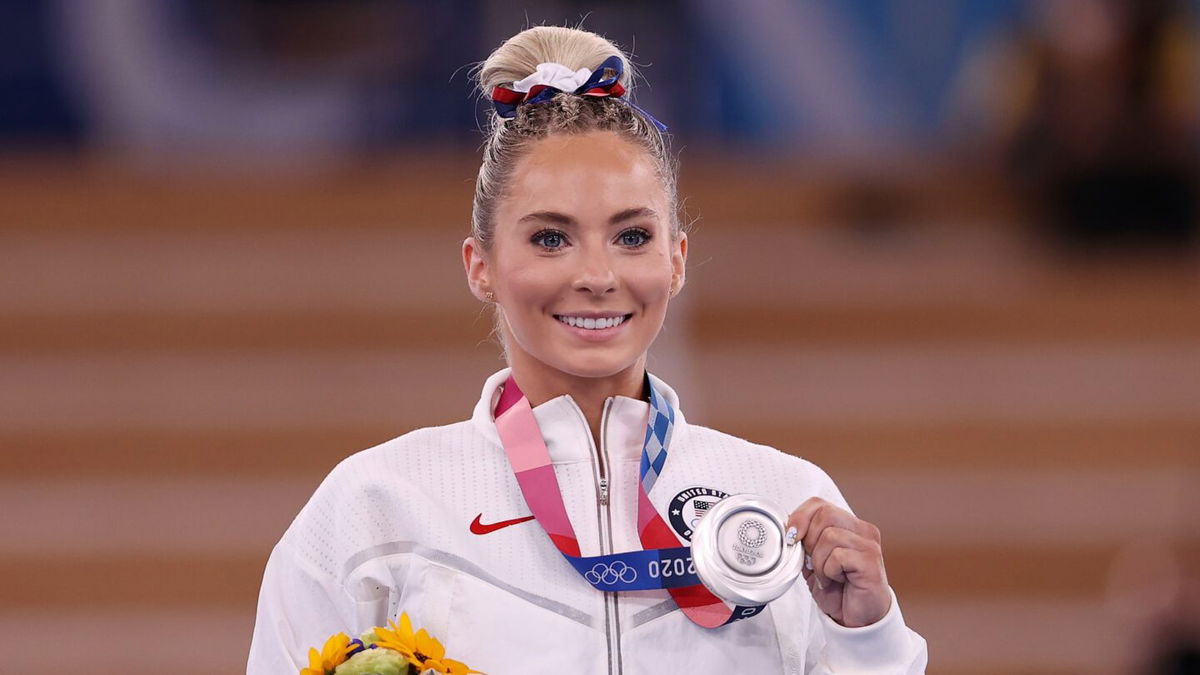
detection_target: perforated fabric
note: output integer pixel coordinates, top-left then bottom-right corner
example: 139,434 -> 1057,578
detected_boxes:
248,368 -> 927,674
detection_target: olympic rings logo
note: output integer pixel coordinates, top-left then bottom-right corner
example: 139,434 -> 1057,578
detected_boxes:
584,560 -> 638,586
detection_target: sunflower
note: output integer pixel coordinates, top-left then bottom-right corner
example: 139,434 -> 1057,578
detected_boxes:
408,627 -> 453,673
301,632 -> 356,675
426,655 -> 480,674
372,613 -> 419,663
372,614 -> 482,674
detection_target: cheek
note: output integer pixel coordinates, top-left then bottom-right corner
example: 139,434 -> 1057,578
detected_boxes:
624,259 -> 675,304
497,260 -> 564,308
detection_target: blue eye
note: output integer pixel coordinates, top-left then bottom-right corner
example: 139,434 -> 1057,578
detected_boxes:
533,230 -> 566,249
618,228 -> 650,247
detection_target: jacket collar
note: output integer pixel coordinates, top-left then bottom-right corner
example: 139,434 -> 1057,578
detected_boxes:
471,368 -> 689,463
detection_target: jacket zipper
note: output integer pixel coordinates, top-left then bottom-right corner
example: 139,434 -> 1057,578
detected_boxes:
582,398 -> 621,675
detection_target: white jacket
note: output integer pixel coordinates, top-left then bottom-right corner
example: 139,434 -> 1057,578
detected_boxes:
248,369 -> 928,674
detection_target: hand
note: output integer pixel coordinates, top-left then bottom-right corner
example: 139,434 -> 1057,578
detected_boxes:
787,497 -> 891,627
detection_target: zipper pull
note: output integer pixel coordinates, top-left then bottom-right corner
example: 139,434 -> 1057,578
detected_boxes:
598,477 -> 609,505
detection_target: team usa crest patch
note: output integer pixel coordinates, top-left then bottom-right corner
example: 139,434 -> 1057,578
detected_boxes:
668,486 -> 730,541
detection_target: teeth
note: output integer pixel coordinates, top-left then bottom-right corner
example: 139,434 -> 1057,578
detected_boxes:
557,315 -> 627,330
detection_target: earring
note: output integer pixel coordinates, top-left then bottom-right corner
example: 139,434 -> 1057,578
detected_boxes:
484,291 -> 495,302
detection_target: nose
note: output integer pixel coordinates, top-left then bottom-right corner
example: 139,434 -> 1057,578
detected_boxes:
572,248 -> 618,295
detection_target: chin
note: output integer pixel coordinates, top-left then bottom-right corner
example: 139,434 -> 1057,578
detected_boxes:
536,344 -> 647,380
553,357 -> 641,380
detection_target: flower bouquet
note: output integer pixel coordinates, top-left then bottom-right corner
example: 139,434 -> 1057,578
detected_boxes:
301,613 -> 481,675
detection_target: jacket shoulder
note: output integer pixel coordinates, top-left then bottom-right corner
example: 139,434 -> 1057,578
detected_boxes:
330,419 -> 482,479
275,420 -> 490,560
678,422 -> 848,509
681,422 -> 827,472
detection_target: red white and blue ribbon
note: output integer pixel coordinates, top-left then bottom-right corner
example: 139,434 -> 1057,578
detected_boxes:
494,375 -> 764,627
490,55 -> 668,132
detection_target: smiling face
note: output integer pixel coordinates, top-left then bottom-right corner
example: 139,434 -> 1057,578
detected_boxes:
463,130 -> 686,392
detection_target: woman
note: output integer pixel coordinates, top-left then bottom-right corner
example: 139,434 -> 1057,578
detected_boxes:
249,25 -> 927,674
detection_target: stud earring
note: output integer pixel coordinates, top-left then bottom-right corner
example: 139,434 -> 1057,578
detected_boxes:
484,291 -> 495,302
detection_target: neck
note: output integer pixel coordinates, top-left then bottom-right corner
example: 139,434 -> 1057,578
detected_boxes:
508,356 -> 647,445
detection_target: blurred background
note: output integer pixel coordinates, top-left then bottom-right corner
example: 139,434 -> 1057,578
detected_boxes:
2,0 -> 1199,673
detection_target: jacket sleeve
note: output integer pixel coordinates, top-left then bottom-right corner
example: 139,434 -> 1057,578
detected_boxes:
800,460 -> 930,674
804,587 -> 929,674
246,527 -> 358,673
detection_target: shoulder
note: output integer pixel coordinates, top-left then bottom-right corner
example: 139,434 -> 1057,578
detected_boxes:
279,419 -> 493,537
681,421 -> 828,475
675,422 -> 848,510
330,419 -> 483,479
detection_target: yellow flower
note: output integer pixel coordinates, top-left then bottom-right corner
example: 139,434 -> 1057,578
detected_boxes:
429,656 -> 483,674
372,614 -> 483,674
373,613 -> 419,662
411,627 -> 450,671
300,632 -> 356,675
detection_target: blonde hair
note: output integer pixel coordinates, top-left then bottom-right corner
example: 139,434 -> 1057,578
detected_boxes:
471,26 -> 677,249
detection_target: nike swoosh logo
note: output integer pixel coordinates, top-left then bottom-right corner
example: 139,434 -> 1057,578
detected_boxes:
470,513 -> 536,535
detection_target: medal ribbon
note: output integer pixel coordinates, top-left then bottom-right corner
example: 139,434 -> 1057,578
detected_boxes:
494,375 -> 764,627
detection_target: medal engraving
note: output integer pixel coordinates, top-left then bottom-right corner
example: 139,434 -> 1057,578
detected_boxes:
691,495 -> 806,606
738,520 -> 767,547
717,513 -> 782,575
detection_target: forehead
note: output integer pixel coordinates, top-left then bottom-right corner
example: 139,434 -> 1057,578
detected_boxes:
500,131 -> 667,219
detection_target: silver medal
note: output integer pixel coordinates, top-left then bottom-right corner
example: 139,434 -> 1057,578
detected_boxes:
690,494 -> 805,606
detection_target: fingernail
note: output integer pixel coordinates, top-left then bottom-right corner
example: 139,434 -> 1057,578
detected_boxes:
785,527 -> 798,546
804,554 -> 814,571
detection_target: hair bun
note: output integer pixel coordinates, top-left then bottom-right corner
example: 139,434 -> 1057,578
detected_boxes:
477,26 -> 633,101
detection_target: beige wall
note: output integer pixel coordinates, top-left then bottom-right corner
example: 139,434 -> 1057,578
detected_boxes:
2,157 -> 1197,674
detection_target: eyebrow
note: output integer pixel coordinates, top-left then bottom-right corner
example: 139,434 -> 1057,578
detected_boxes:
517,207 -> 659,227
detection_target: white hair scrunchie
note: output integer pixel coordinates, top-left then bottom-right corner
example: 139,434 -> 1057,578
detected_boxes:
511,62 -> 593,94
